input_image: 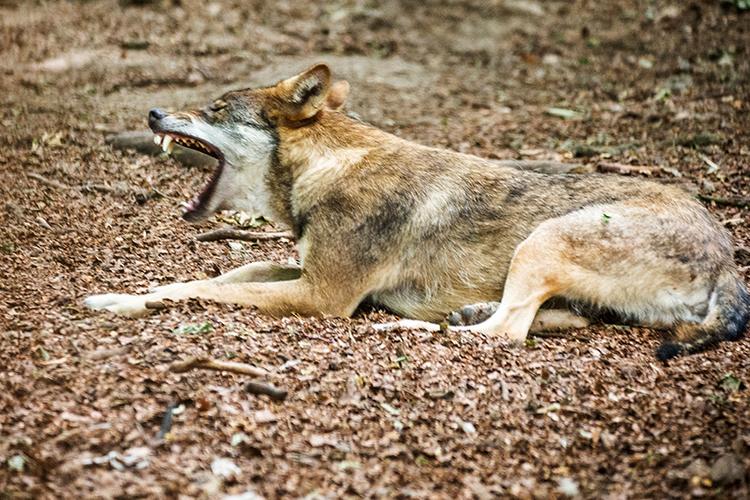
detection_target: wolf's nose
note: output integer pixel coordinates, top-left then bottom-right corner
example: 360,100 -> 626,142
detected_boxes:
148,108 -> 167,125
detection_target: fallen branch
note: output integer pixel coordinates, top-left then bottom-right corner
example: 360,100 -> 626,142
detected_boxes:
196,228 -> 294,243
27,172 -> 72,190
698,194 -> 750,209
170,356 -> 270,378
28,172 -> 133,197
596,162 -> 665,176
245,379 -> 288,401
80,183 -> 116,194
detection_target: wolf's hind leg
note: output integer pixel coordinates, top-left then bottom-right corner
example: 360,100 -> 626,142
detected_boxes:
531,309 -> 590,331
447,302 -> 588,332
468,202 -> 747,357
466,224 -> 587,342
374,230 -> 580,338
447,302 -> 500,326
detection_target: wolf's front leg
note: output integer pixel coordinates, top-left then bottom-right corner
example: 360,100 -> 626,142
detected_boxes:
85,276 -> 355,318
151,261 -> 301,293
85,261 -> 302,317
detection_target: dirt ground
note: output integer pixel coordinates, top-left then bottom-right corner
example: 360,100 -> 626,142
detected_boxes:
1,0 -> 749,498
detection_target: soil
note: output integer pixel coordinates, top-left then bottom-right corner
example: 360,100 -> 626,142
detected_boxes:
1,1 -> 749,498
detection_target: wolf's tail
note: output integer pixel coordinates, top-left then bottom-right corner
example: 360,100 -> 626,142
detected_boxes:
656,272 -> 750,360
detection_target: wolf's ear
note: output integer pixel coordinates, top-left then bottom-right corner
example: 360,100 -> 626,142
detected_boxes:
277,64 -> 331,121
326,80 -> 350,111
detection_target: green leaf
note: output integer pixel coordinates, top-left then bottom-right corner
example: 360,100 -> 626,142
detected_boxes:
637,57 -> 653,69
546,107 -> 581,120
380,402 -> 400,416
7,455 -> 25,472
719,373 -> 743,392
0,242 -> 15,255
654,87 -> 671,102
172,322 -> 213,335
336,460 -> 361,470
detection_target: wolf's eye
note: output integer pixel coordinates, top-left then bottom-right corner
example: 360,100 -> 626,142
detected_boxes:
209,100 -> 227,112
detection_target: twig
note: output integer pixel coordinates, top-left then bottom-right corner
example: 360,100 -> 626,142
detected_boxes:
27,172 -> 72,190
28,173 -> 129,196
596,162 -> 663,176
156,403 -> 178,441
80,183 -> 116,194
170,356 -> 270,378
196,228 -> 294,243
698,194 -> 750,209
245,379 -> 288,401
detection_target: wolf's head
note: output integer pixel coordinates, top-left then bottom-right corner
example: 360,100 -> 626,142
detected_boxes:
148,63 -> 349,222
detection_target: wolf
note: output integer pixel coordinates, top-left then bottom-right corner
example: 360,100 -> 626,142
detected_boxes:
85,63 -> 749,359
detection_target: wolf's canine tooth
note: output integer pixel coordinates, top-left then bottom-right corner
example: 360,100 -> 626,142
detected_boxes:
161,135 -> 173,152
153,135 -> 161,145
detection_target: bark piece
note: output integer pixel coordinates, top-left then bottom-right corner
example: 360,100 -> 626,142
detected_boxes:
196,228 -> 294,243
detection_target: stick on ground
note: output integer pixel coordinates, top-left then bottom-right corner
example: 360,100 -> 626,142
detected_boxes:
698,194 -> 750,209
196,228 -> 294,242
170,356 -> 270,378
245,379 -> 288,401
596,162 -> 663,176
27,173 -> 73,190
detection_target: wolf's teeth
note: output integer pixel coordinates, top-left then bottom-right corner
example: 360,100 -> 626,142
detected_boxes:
161,135 -> 172,153
153,135 -> 161,145
166,141 -> 175,154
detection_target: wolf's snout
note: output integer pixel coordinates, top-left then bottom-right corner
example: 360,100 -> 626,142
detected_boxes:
148,108 -> 167,127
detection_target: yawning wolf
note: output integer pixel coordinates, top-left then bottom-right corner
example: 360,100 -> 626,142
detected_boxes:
85,63 -> 749,359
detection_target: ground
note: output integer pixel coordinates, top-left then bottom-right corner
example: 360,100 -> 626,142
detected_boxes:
1,0 -> 749,498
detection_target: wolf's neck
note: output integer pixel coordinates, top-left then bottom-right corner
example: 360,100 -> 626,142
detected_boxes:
266,112 -> 387,237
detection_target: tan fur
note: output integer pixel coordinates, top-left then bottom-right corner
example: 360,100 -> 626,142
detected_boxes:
86,64 -> 748,358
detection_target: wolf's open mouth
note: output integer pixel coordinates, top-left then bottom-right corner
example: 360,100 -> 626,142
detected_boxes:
153,132 -> 224,222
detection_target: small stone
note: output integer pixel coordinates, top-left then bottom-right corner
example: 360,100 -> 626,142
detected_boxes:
557,477 -> 579,497
710,453 -> 744,485
211,457 -> 241,480
253,409 -> 277,424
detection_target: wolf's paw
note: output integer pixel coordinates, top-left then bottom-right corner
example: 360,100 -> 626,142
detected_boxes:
372,319 -> 443,332
84,293 -> 152,317
447,301 -> 500,326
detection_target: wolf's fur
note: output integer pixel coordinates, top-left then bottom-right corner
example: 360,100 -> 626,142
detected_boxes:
85,64 -> 749,359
